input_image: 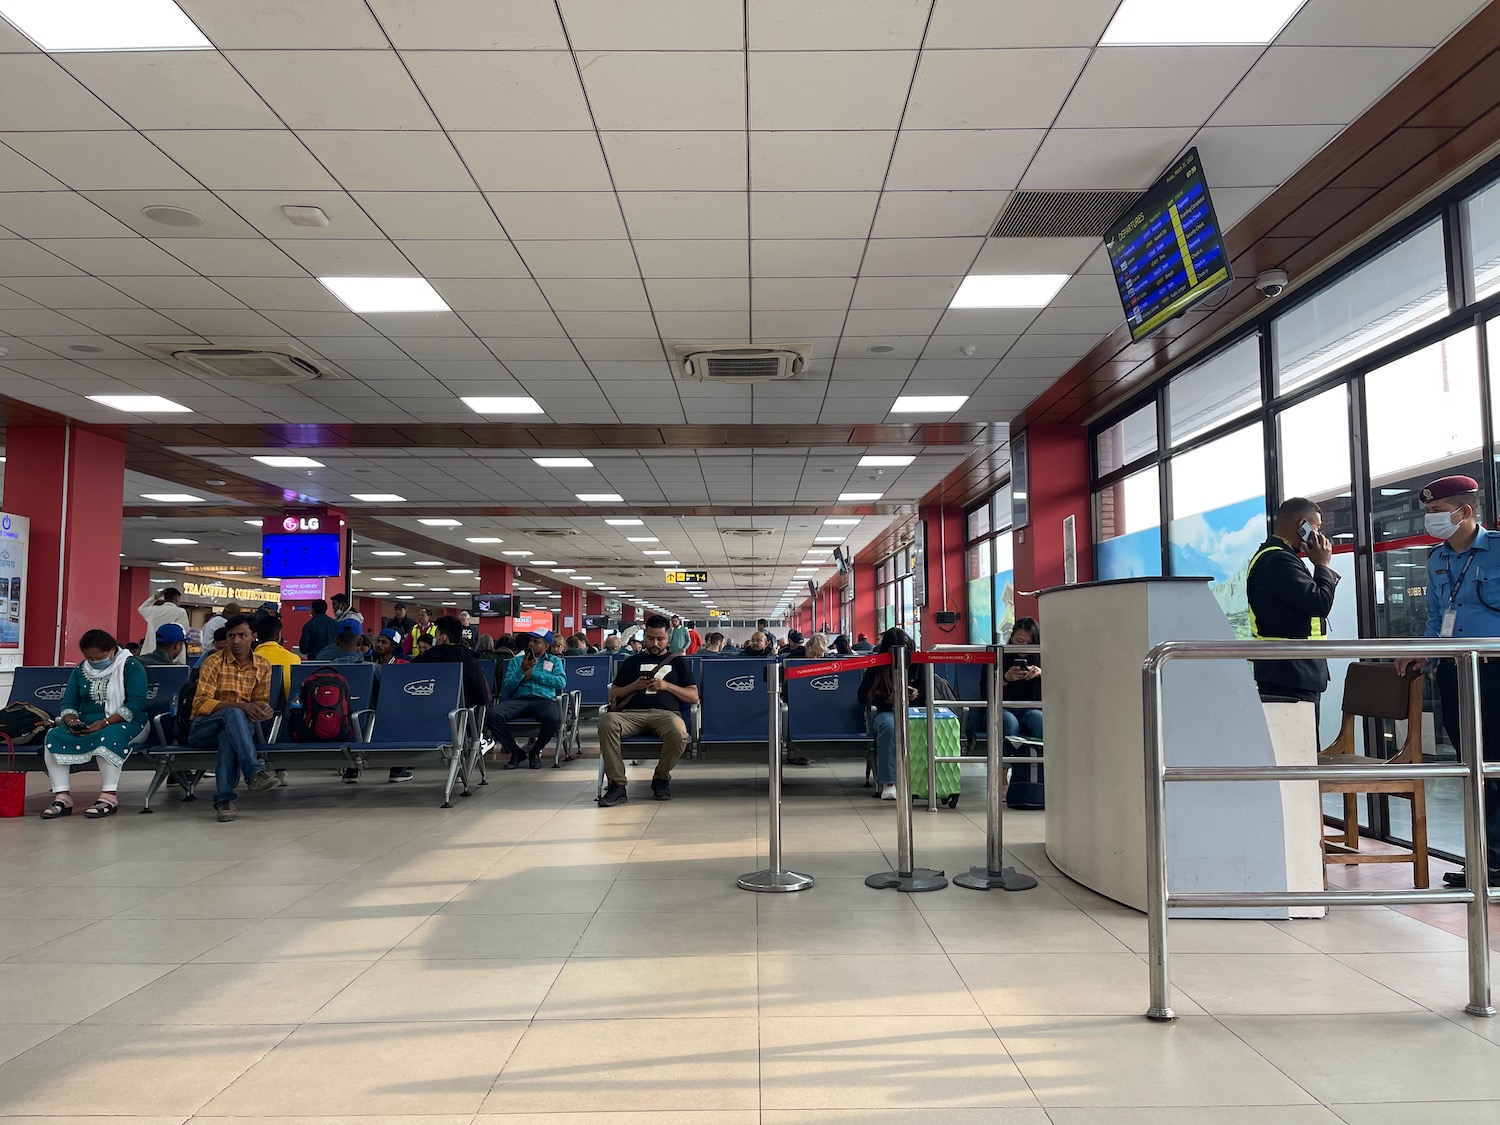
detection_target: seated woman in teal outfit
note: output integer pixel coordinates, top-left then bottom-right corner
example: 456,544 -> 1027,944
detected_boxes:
40,629 -> 148,820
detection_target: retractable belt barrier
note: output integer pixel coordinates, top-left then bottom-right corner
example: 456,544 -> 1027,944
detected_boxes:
1143,638 -> 1500,1024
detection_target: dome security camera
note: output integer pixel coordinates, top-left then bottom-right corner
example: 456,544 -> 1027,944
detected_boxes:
1255,269 -> 1289,298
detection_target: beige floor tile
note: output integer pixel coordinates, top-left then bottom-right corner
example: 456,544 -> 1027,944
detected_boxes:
385,911 -> 589,960
483,1017 -> 759,1112
0,916 -> 92,957
952,953 -> 1203,1016
618,850 -> 766,880
923,909 -> 1130,954
0,1023 -> 291,1115
538,954 -> 758,1019
0,885 -> 176,919
9,917 -> 253,964
775,851 -> 901,880
760,1014 -> 1038,1110
479,1114 -> 757,1125
1270,906 -> 1469,953
85,961 -> 371,1025
574,909 -> 759,957
0,962 -> 173,1024
1330,951 -> 1496,1022
273,880 -> 467,918
204,1021 -> 526,1115
759,952 -> 979,1016
1170,953 -> 1424,1015
1038,875 -> 1135,913
192,916 -> 426,963
1222,1012 -> 1500,1103
1047,1110 -> 1342,1124
908,877 -> 1078,911
597,877 -> 757,913
441,877 -> 615,914
335,847 -> 509,884
761,1112 -> 1051,1125
0,1024 -> 67,1065
55,860 -> 240,887
196,1117 -> 473,1125
2,1118 -> 188,1125
1093,913 -> 1320,954
753,876 -> 918,913
207,856 -> 369,884
990,1015 -> 1318,1106
114,883 -> 322,920
483,850 -> 626,881
757,909 -> 943,955
1330,1104 -> 1500,1124
311,957 -> 565,1022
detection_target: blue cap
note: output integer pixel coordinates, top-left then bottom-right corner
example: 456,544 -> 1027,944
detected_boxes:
528,628 -> 553,643
155,623 -> 186,644
378,628 -> 400,641
337,618 -> 363,635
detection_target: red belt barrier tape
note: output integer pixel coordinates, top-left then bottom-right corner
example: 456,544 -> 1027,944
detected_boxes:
911,650 -> 997,665
782,652 -> 891,679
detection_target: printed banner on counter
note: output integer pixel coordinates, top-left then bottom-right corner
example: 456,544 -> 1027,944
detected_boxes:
0,512 -> 29,669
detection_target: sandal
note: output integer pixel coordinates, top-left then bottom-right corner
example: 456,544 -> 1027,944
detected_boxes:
84,798 -> 118,819
40,798 -> 72,819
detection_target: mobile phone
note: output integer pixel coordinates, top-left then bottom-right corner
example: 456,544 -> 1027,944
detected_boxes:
1298,519 -> 1315,544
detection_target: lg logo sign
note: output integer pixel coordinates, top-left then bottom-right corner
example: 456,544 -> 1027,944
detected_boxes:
282,516 -> 320,532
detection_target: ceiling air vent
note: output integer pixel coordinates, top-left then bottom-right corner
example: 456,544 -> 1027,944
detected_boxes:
147,344 -> 338,384
530,528 -> 580,538
673,343 -> 811,385
721,528 -> 775,538
989,190 -> 1140,239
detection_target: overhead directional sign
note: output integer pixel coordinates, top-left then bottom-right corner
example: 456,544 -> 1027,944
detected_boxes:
664,570 -> 709,583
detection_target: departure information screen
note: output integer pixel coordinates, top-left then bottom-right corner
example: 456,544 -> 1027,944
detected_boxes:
261,533 -> 341,578
1105,148 -> 1232,342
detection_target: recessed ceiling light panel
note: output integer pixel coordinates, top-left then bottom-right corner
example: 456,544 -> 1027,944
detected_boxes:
462,396 -> 544,415
950,274 -> 1069,308
253,455 -> 323,468
141,493 -> 204,503
534,457 -> 593,467
418,518 -> 462,527
1101,0 -> 1306,44
859,455 -> 915,467
0,0 -> 213,51
576,493 -> 624,502
351,493 -> 405,502
88,395 -> 190,414
838,492 -> 884,501
318,276 -> 450,313
890,396 -> 967,413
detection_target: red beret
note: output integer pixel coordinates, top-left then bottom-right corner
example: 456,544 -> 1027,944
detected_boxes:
1419,475 -> 1479,503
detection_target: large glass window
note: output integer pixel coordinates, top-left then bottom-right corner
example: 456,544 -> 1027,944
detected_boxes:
1273,219 -> 1449,395
1168,335 -> 1262,445
966,539 -> 992,645
993,531 -> 1015,640
1095,465 -> 1162,579
1095,402 -> 1157,476
1464,176 -> 1500,300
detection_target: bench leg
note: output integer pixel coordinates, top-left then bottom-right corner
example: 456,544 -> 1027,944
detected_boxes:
596,755 -> 606,801
139,763 -> 172,813
441,752 -> 463,808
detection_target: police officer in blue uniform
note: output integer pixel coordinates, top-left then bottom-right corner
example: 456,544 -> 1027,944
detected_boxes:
1395,475 -> 1500,888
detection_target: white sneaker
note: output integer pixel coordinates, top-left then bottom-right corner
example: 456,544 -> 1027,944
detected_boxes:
880,785 -> 897,800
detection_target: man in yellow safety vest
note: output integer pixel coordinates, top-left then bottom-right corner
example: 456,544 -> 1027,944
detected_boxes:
1246,497 -> 1340,709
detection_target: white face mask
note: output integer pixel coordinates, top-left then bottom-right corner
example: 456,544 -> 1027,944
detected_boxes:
1424,509 -> 1465,541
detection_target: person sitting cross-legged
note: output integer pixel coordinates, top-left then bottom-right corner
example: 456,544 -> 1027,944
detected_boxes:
597,615 -> 699,806
187,613 -> 276,823
487,628 -> 567,770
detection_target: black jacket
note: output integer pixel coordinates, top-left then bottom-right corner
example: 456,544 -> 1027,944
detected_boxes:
1245,536 -> 1339,697
857,661 -> 927,713
412,643 -> 494,709
298,613 -> 336,658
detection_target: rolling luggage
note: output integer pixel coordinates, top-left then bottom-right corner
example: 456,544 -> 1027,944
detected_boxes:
907,706 -> 963,808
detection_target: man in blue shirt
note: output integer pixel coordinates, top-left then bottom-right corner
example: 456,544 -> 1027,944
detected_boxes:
315,618 -> 367,662
488,629 -> 567,769
1396,474 -> 1500,887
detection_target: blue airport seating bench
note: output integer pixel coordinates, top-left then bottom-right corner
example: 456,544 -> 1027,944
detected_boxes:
783,658 -> 872,760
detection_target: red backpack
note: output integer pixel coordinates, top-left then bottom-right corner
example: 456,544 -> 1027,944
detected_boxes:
289,667 -> 355,742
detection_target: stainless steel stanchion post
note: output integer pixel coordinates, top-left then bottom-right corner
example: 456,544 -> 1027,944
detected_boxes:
739,662 -> 813,893
1143,652 -> 1177,1021
866,646 -> 947,892
956,644 -> 1038,892
1458,650 -> 1495,1016
924,662 -> 938,812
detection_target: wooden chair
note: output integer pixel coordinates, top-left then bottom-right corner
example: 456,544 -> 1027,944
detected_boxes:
1319,662 -> 1429,888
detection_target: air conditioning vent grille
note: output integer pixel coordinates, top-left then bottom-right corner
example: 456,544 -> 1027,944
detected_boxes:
672,342 -> 811,385
147,344 -> 338,384
989,190 -> 1140,239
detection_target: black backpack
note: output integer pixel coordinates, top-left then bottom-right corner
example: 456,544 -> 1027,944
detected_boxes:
288,667 -> 354,742
0,702 -> 53,745
174,668 -> 202,745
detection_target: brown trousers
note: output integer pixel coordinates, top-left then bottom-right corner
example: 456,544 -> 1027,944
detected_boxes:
598,709 -> 688,785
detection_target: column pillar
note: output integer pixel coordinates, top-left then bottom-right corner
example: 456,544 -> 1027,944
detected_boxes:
920,503 -> 968,645
1012,424 -> 1093,620
116,565 -> 154,647
2,424 -> 126,663
853,562 -> 876,642
559,585 -> 583,636
478,559 -> 514,637
358,596 -> 384,630
585,592 -> 604,646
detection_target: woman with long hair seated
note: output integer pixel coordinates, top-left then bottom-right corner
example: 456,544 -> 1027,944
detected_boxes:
856,627 -> 924,800
40,629 -> 148,819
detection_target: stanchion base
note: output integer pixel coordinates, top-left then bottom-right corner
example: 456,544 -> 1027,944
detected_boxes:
737,869 -> 815,893
954,865 -> 1039,892
865,868 -> 948,892
1465,1002 -> 1496,1018
1145,1007 -> 1178,1022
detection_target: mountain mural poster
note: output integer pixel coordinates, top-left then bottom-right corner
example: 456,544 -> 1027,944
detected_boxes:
1168,495 -> 1268,639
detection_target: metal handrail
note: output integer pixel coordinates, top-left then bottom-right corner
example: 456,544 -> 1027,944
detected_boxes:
1143,637 -> 1500,1023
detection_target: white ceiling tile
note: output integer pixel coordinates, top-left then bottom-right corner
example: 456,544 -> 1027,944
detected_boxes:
403,51 -> 593,130
748,192 -> 879,239
0,56 -> 127,131
1051,274 -> 1123,308
1192,123 -> 1344,188
751,277 -> 855,310
645,278 -> 750,311
751,240 -> 865,277
574,338 -> 668,361
162,238 -> 305,277
0,308 -> 91,335
431,278 -> 552,311
554,311 -> 661,337
505,361 -> 596,382
59,51 -> 281,130
831,354 -> 919,375
368,0 -> 568,48
487,193 -> 627,240
843,308 -> 943,335
619,193 -> 748,240
560,0 -> 744,48
483,337 -> 580,361
654,311 -> 750,338
1026,306 -> 1124,335
227,50 -> 438,129
82,188 -> 263,239
869,190 -> 1010,238
351,192 -> 508,240
849,276 -> 963,308
633,239 -> 749,278
215,190 -> 387,240
0,192 -> 136,238
0,145 -> 60,191
1058,46 -> 1261,130
919,334 -> 1018,360
579,51 -> 746,130
1004,332 -> 1101,359
537,278 -> 651,311
302,337 -> 412,362
147,130 -> 343,193
751,311 -> 846,337
1211,186 -> 1276,231
259,308 -> 372,335
297,131 -> 475,190
0,132 -> 190,190
1019,127 -> 1197,190
886,130 -> 1045,190
157,308 -> 287,337
0,243 -> 83,277
362,311 -> 474,337
933,308 -> 1041,335
925,0 -> 1117,47
211,276 -> 350,312
450,132 -> 613,192
860,237 -> 984,276
179,0 -> 389,47
908,358 -> 995,384
1211,46 -> 1427,127
398,240 -> 531,279
909,48 -> 1089,129
464,311 -> 567,335
273,239 -> 417,277
749,52 -> 915,130
397,336 -> 497,361
1279,0 -> 1486,47
2,276 -> 140,308
747,0 -> 930,48
516,240 -> 642,278
33,237 -> 193,276
601,131 -> 749,190
99,276 -> 245,309
969,236 -> 1100,274
988,355 -> 1078,381
62,308 -> 195,336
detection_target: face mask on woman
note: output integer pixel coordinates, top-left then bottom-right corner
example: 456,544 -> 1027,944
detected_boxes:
86,657 -> 113,671
1424,508 -> 1466,541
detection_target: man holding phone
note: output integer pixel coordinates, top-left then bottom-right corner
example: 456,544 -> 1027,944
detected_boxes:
597,614 -> 699,805
1246,497 -> 1340,714
488,628 -> 567,770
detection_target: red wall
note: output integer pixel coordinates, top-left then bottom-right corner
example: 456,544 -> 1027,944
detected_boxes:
477,559 -> 514,637
852,561 -> 876,642
921,505 -> 968,646
1013,424 -> 1093,620
116,566 -> 153,646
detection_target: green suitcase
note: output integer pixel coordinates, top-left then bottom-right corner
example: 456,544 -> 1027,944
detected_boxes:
907,706 -> 963,807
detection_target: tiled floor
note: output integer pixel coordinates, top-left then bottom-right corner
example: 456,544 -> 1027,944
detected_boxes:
3,751 -> 1500,1124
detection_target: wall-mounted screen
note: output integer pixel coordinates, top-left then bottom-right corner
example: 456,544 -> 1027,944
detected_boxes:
581,614 -> 609,629
472,593 -> 515,618
261,533 -> 341,578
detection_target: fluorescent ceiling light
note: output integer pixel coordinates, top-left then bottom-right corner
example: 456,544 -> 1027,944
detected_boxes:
369,550 -> 405,557
859,455 -> 915,467
403,583 -> 424,588
890,396 -> 967,413
243,519 -> 262,526
318,276 -> 449,313
627,536 -> 659,542
418,518 -> 462,527
502,550 -> 533,556
253,455 -> 323,468
551,568 -> 575,573
574,575 -> 594,581
577,493 -> 623,502
643,550 -> 670,556
814,536 -> 846,544
414,561 -> 443,567
658,560 -> 680,566
824,518 -> 860,526
1101,0 -> 1305,44
142,493 -> 204,503
466,537 -> 503,544
219,570 -> 246,576
838,492 -> 884,501
352,493 -> 405,503
396,594 -> 413,600
160,561 -> 193,568
227,551 -> 261,558
430,587 -> 450,592
88,394 -> 190,414
462,396 -> 544,415
530,560 -> 558,566
152,538 -> 197,545
370,577 -> 395,582
534,457 -> 593,468
447,569 -> 473,574
950,274 -> 1069,308
605,518 -> 643,526
805,549 -> 833,555
0,0 -> 213,51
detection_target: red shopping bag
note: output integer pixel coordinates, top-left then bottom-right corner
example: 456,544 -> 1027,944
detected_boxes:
0,733 -> 25,817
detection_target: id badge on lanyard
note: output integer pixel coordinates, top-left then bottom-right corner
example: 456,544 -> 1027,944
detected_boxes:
1440,552 -> 1478,638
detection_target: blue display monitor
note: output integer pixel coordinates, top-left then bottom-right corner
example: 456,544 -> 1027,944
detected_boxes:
1105,147 -> 1232,343
262,532 -> 342,578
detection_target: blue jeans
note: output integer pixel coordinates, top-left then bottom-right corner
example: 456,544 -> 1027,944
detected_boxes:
188,709 -> 263,806
872,710 -> 896,786
1003,708 -> 1043,744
